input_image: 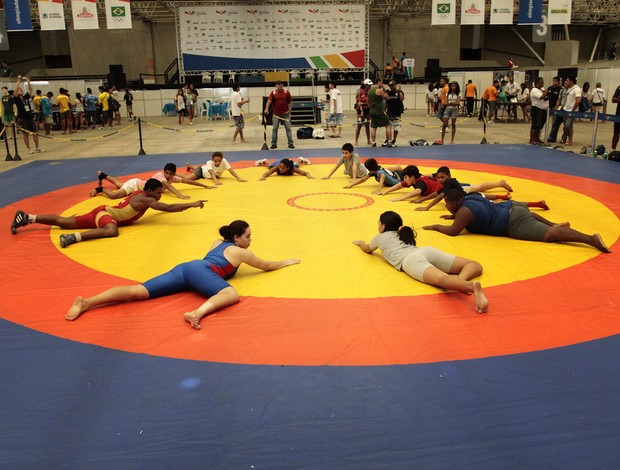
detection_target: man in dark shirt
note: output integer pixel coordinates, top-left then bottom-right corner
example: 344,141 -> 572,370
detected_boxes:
14,76 -> 44,154
612,85 -> 620,150
546,76 -> 562,109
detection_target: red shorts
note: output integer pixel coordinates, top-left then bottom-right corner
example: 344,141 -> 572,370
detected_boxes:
73,206 -> 118,229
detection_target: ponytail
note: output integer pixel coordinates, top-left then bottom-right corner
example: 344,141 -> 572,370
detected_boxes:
219,220 -> 249,242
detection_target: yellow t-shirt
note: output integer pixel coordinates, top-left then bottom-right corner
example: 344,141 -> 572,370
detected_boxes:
98,92 -> 110,111
57,94 -> 71,113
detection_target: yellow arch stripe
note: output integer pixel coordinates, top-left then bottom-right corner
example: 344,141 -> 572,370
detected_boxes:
324,54 -> 349,68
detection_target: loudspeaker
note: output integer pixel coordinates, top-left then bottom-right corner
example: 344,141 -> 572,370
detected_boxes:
426,58 -> 440,68
109,64 -> 124,75
107,73 -> 127,89
424,66 -> 441,81
557,67 -> 578,81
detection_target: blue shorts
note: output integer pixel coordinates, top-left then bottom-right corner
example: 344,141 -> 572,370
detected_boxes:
143,260 -> 231,298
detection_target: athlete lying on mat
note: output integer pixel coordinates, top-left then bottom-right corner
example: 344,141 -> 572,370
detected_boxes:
258,158 -> 313,181
90,162 -> 214,200
11,179 -> 207,248
65,220 -> 301,328
353,210 -> 489,313
423,188 -> 611,253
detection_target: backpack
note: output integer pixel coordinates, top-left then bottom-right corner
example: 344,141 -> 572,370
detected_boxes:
108,95 -> 120,112
608,150 -> 620,162
296,127 -> 314,139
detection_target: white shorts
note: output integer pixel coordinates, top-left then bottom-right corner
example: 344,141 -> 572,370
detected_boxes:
120,177 -> 142,194
401,246 -> 456,282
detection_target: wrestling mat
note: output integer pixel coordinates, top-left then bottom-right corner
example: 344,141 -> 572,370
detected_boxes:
2,144 -> 620,467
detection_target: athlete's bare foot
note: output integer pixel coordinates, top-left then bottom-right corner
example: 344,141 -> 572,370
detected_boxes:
473,282 -> 489,314
184,311 -> 203,330
66,296 -> 87,320
593,234 -> 611,253
500,179 -> 513,192
88,188 -> 99,197
555,221 -> 570,228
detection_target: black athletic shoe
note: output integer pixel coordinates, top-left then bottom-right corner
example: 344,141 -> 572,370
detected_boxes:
371,143 -> 377,147
11,210 -> 28,235
270,144 -> 277,149
381,140 -> 389,147
60,233 -> 78,248
288,144 -> 295,149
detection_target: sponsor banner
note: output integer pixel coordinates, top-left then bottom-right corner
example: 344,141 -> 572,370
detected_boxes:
5,0 -> 33,31
518,0 -> 543,24
431,0 -> 455,25
461,0 -> 485,25
179,5 -> 367,71
38,0 -> 66,31
403,58 -> 414,79
72,0 -> 99,30
0,11 -> 9,50
548,0 -> 571,24
105,0 -> 132,29
490,0 -> 513,24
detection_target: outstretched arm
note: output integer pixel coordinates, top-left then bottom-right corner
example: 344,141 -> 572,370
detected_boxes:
373,174 -> 387,194
352,240 -> 377,254
322,163 -> 341,180
150,199 -> 207,212
390,188 -> 422,202
259,167 -> 278,181
415,192 -> 444,211
161,180 -> 190,199
227,168 -> 247,182
294,168 -> 314,179
379,182 -> 404,196
179,177 -> 215,189
423,207 -> 471,236
239,250 -> 300,271
344,174 -> 370,189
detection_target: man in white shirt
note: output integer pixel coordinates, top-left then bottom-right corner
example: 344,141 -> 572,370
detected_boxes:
560,77 -> 582,146
529,77 -> 549,145
328,81 -> 344,138
504,76 -> 520,119
230,83 -> 250,143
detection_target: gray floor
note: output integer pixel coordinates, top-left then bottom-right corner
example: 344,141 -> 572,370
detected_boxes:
0,110 -> 612,172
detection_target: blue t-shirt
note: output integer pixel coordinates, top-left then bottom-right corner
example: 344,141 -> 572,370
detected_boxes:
461,193 -> 510,236
84,93 -> 98,112
372,167 -> 402,187
40,97 -> 52,116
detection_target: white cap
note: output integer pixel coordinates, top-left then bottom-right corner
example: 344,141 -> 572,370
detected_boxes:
363,79 -> 373,86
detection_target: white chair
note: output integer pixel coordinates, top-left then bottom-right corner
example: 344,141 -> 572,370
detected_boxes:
228,71 -> 236,83
201,72 -> 212,83
290,70 -> 300,80
318,70 -> 329,81
213,71 -> 224,83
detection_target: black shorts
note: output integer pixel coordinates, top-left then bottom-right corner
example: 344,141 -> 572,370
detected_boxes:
17,118 -> 37,133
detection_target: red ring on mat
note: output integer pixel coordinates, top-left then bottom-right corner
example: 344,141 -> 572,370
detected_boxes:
287,192 -> 374,211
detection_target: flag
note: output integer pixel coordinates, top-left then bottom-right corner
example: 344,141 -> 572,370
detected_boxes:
461,0 -> 485,25
431,0 -> 455,25
38,0 -> 66,31
5,0 -> 33,31
403,59 -> 414,80
518,0 -> 543,24
490,0 -> 513,25
105,0 -> 132,29
548,0 -> 571,24
0,11 -> 9,50
72,0 -> 99,30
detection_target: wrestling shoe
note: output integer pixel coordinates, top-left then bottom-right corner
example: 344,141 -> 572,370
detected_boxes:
298,157 -> 311,165
255,158 -> 268,166
60,234 -> 78,248
11,210 -> 29,234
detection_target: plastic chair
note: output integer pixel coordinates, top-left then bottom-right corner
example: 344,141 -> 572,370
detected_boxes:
201,72 -> 212,83
228,71 -> 236,83
200,101 -> 208,119
318,70 -> 329,81
290,70 -> 300,80
213,71 -> 224,83
220,102 -> 229,120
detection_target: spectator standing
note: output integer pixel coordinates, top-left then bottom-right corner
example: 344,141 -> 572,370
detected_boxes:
611,84 -> 620,150
560,77 -> 582,146
2,86 -> 16,138
328,81 -> 344,138
123,88 -> 134,121
547,76 -> 562,110
591,82 -> 606,115
384,63 -> 392,80
367,78 -> 393,147
13,76 -> 44,154
518,82 -> 531,122
264,81 -> 294,149
354,79 -> 372,146
33,89 -> 43,131
529,77 -> 549,145
98,86 -> 114,130
230,83 -> 249,143
40,91 -> 54,136
464,80 -> 477,117
480,79 -> 499,121
74,92 -> 85,130
385,80 -> 404,146
609,42 -> 617,60
83,88 -> 98,129
548,83 -> 568,143
57,88 -> 73,134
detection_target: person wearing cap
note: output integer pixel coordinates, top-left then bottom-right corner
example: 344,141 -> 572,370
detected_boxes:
367,78 -> 393,147
354,79 -> 373,146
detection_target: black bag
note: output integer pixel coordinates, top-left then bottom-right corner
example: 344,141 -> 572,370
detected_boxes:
608,151 -> 620,162
108,96 -> 121,112
296,127 -> 314,139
